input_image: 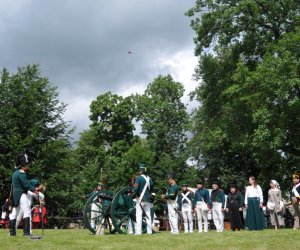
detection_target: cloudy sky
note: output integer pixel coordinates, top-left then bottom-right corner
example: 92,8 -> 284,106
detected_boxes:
0,0 -> 199,140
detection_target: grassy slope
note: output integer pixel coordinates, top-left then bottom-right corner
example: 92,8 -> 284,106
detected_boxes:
0,229 -> 299,250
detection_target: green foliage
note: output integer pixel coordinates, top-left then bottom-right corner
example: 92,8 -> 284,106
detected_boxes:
89,92 -> 135,146
136,75 -> 189,154
187,0 -> 300,190
0,65 -> 74,215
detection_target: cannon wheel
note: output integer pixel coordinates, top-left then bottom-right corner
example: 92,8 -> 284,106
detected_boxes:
83,190 -> 114,234
110,186 -> 147,234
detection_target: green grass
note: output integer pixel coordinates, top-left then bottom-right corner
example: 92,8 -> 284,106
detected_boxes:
0,228 -> 299,250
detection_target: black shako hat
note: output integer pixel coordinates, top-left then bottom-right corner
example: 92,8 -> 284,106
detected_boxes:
166,172 -> 176,180
16,153 -> 32,168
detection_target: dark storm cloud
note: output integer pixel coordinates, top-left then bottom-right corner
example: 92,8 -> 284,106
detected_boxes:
0,0 -> 198,136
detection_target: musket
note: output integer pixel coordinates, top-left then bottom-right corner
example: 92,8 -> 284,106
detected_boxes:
159,193 -> 183,220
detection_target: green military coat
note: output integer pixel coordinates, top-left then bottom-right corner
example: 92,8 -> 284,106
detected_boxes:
12,168 -> 36,207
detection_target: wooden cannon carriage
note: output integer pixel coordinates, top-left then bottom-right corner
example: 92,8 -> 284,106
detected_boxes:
83,186 -> 148,235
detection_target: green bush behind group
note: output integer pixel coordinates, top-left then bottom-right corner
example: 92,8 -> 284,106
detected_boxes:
1,1 -> 300,219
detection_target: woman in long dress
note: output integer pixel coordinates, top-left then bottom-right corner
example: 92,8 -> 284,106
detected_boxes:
226,184 -> 244,231
267,180 -> 285,229
245,176 -> 265,230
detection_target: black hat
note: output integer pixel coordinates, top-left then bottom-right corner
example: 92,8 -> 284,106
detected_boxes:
166,172 -> 176,180
229,183 -> 237,189
16,153 -> 31,168
197,181 -> 203,185
181,184 -> 188,187
211,179 -> 220,186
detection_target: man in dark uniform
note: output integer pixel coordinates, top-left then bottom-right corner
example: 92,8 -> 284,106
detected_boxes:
194,181 -> 211,233
9,153 -> 42,236
211,180 -> 225,232
178,184 -> 194,233
291,173 -> 300,229
133,163 -> 154,235
161,172 -> 179,234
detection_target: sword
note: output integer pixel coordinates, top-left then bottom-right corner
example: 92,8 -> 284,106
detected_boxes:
170,201 -> 183,220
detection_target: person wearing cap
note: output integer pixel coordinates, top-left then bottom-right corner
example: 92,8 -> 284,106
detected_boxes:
194,181 -> 210,233
161,172 -> 180,234
211,180 -> 225,232
133,163 -> 154,235
9,153 -> 43,236
267,180 -> 284,230
291,173 -> 300,229
225,184 -> 244,231
244,176 -> 264,230
178,184 -> 194,233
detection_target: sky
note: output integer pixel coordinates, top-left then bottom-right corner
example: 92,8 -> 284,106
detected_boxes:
0,0 -> 199,141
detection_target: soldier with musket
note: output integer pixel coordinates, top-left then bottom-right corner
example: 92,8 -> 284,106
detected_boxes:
161,172 -> 179,234
9,153 -> 44,236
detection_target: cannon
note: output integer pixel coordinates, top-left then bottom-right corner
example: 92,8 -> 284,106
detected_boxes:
83,186 -> 148,235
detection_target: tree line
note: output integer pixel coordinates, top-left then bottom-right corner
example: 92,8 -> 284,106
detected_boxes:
1,0 -> 299,217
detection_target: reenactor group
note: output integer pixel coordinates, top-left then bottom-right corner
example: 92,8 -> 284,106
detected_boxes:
6,152 -> 300,236
132,163 -> 300,234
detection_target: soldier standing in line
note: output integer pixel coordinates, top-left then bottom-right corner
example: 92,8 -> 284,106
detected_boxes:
161,172 -> 179,234
194,181 -> 210,233
178,184 -> 194,233
133,163 -> 154,235
211,180 -> 225,232
9,153 -> 43,236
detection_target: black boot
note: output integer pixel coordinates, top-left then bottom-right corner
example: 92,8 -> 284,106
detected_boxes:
23,217 -> 32,236
9,219 -> 16,236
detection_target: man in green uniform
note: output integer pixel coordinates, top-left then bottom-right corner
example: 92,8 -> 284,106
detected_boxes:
9,153 -> 42,236
211,180 -> 225,232
133,163 -> 154,235
178,184 -> 194,233
161,172 -> 179,234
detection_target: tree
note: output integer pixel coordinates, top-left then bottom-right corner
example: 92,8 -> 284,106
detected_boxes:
75,92 -> 138,191
89,92 -> 135,146
186,1 -> 300,189
136,75 -> 191,187
0,64 -> 73,214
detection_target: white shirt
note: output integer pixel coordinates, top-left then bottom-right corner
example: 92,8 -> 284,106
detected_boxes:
244,185 -> 263,204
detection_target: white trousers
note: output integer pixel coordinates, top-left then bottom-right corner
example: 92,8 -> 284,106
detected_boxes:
14,194 -> 33,233
167,200 -> 178,233
212,202 -> 224,232
182,207 -> 193,232
91,202 -> 101,230
9,194 -> 31,220
195,202 -> 208,232
135,201 -> 152,235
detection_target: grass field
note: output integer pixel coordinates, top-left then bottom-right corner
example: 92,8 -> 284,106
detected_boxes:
0,228 -> 299,250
